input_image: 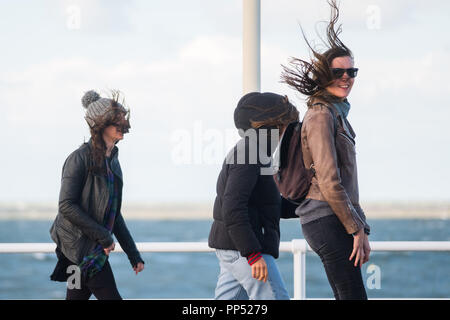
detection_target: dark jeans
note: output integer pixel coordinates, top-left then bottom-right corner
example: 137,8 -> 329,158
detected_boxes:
301,214 -> 367,300
66,260 -> 122,300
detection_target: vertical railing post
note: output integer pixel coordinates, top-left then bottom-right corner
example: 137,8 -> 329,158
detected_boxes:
242,0 -> 261,94
292,239 -> 307,300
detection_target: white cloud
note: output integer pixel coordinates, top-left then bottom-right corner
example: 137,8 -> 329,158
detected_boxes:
1,0 -> 449,203
58,0 -> 137,34
180,35 -> 241,65
356,50 -> 450,101
0,34 -> 244,202
0,34 -> 242,127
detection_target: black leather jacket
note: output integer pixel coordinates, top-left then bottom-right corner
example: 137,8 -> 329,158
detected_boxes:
49,140 -> 144,267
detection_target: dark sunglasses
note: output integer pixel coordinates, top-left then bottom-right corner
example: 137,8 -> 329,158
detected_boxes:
331,68 -> 359,79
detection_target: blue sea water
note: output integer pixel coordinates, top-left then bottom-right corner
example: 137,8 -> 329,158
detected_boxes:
0,218 -> 449,299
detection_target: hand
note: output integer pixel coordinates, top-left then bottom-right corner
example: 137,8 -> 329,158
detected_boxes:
349,229 -> 365,268
362,233 -> 371,264
104,242 -> 115,256
251,257 -> 268,282
133,262 -> 145,275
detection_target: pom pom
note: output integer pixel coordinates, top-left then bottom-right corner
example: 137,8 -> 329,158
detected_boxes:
81,90 -> 101,109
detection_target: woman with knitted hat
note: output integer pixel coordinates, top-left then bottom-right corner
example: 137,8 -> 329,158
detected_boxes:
282,0 -> 371,299
50,90 -> 144,300
208,91 -> 299,300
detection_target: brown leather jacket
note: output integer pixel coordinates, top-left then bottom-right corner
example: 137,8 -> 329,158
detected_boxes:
301,98 -> 369,234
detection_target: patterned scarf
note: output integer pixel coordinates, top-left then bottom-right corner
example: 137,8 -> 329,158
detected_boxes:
79,158 -> 118,278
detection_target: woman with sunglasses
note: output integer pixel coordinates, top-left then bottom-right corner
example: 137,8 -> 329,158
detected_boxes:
50,90 -> 145,300
282,0 -> 371,299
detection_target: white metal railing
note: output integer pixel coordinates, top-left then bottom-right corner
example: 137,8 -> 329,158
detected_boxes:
1,240 -> 449,300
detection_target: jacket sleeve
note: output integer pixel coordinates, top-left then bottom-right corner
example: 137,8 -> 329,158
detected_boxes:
113,212 -> 144,267
222,163 -> 262,257
58,151 -> 113,248
304,108 -> 364,234
354,204 -> 371,235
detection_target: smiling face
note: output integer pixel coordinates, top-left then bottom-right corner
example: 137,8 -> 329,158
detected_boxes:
325,56 -> 355,99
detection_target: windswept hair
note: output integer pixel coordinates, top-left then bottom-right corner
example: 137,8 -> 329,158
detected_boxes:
88,90 -> 130,174
249,95 -> 299,129
281,0 -> 353,106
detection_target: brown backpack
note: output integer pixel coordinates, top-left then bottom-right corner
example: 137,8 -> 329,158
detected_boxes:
273,121 -> 314,205
273,104 -> 338,205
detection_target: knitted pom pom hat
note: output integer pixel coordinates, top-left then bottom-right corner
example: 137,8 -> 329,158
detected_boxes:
81,90 -> 127,128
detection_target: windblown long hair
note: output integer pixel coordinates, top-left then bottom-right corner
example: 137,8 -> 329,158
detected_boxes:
87,90 -> 130,174
249,95 -> 299,129
281,0 -> 353,106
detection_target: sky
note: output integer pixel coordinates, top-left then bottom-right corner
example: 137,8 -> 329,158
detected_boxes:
0,0 -> 449,205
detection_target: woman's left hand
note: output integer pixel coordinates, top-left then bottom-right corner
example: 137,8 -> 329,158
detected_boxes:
133,262 -> 145,275
349,228 -> 365,267
363,234 -> 371,264
104,242 -> 115,256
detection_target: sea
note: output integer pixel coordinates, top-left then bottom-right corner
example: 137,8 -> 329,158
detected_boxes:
0,218 -> 449,299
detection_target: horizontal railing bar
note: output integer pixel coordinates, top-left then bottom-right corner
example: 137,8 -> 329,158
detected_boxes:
369,241 -> 450,251
0,240 -> 449,254
1,240 -> 449,300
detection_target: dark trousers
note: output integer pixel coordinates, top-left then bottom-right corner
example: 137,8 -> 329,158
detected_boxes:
66,260 -> 122,300
301,214 -> 367,300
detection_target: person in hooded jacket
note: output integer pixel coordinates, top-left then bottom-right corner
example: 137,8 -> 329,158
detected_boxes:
208,92 -> 299,300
